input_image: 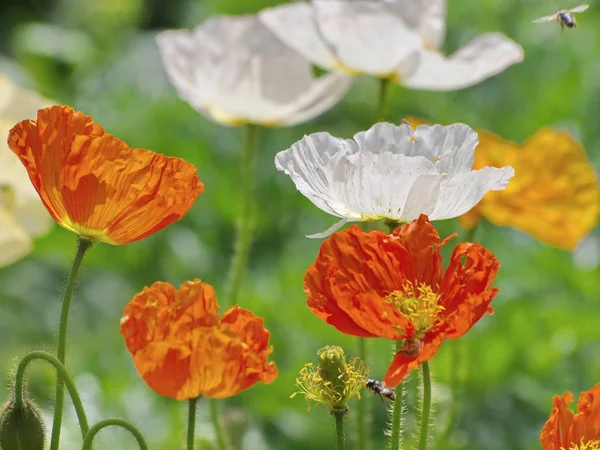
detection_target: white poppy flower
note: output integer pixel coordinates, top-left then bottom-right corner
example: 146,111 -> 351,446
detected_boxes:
259,0 -> 524,90
156,15 -> 352,127
275,122 -> 515,238
0,75 -> 54,267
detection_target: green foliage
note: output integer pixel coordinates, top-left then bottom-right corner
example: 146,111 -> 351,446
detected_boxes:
0,0 -> 599,449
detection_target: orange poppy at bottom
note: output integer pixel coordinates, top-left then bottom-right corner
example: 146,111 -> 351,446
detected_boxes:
541,384 -> 600,450
7,105 -> 204,245
304,215 -> 500,387
120,280 -> 278,400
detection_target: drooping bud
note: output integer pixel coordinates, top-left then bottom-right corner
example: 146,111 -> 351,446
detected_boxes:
291,345 -> 369,414
0,400 -> 46,450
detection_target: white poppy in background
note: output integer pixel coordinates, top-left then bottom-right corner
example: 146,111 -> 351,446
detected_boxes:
0,75 -> 54,267
275,122 -> 515,238
259,0 -> 524,90
156,15 -> 353,127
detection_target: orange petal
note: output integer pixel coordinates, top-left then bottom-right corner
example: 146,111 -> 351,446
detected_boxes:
8,105 -> 204,245
383,335 -> 443,387
438,242 -> 499,339
304,225 -> 413,339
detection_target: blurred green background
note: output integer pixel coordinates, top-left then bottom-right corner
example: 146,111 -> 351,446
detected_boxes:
1,0 -> 599,449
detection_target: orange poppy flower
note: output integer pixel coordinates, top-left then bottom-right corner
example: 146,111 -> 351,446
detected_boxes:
7,105 -> 203,245
540,384 -> 600,450
406,116 -> 600,251
304,215 -> 499,387
120,279 -> 278,400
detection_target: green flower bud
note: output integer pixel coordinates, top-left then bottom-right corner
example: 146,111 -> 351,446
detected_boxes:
291,345 -> 369,414
0,400 -> 46,450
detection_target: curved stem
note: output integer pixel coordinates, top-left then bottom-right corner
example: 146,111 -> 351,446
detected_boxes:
210,398 -> 231,450
333,411 -> 345,450
356,338 -> 370,450
224,124 -> 258,307
14,351 -> 89,439
388,341 -> 405,450
418,361 -> 432,450
374,78 -> 391,122
81,418 -> 148,450
51,237 -> 93,450
187,397 -> 198,450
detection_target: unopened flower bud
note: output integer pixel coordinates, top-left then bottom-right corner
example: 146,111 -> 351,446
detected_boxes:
0,400 -> 45,450
292,345 -> 369,414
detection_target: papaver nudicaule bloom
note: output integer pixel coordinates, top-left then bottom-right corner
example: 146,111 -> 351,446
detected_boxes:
275,122 -> 515,237
259,0 -> 523,90
156,15 -> 352,127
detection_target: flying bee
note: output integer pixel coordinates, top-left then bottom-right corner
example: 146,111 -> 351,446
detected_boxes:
533,5 -> 589,31
365,379 -> 396,402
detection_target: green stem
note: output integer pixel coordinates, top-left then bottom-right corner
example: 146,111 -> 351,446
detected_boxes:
14,351 -> 89,439
210,398 -> 230,450
334,411 -> 345,450
388,341 -> 405,450
50,237 -> 93,450
187,397 -> 198,450
356,338 -> 370,450
81,418 -> 148,450
374,78 -> 391,122
224,124 -> 258,307
418,361 -> 432,450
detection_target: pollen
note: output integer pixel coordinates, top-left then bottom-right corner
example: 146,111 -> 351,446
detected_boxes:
386,282 -> 443,339
563,439 -> 600,450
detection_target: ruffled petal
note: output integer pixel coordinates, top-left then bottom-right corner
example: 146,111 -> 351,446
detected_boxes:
428,166 -> 515,220
402,33 -> 524,91
384,0 -> 446,49
304,225 -> 413,339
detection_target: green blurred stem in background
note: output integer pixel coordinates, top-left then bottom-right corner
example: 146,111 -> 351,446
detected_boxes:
210,399 -> 231,450
50,236 -> 93,450
356,338 -> 371,450
374,78 -> 391,122
187,397 -> 198,450
388,340 -> 405,450
418,361 -> 432,450
224,124 -> 259,307
333,410 -> 345,450
81,418 -> 148,450
14,351 -> 89,439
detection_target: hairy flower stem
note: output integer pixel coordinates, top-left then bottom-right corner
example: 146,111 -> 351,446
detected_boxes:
418,362 -> 432,450
388,341 -> 405,450
187,397 -> 199,450
356,338 -> 371,450
14,351 -> 89,439
50,236 -> 93,450
374,77 -> 391,122
210,399 -> 231,450
334,411 -> 346,450
81,418 -> 148,450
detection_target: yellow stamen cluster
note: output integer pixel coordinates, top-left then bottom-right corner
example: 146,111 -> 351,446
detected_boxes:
563,439 -> 600,450
386,282 -> 443,339
291,346 -> 369,414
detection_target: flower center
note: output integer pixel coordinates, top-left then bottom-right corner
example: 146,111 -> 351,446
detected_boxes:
563,439 -> 600,450
385,282 -> 443,339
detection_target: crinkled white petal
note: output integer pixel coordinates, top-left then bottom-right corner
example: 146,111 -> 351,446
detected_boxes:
0,75 -> 52,123
157,15 -> 348,126
327,152 -> 439,220
429,166 -> 515,220
383,0 -> 447,49
0,210 -> 32,268
401,174 -> 444,220
275,132 -> 358,218
258,3 -> 338,71
313,0 -> 422,75
401,33 -> 524,91
412,123 -> 478,175
352,122 -> 416,155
